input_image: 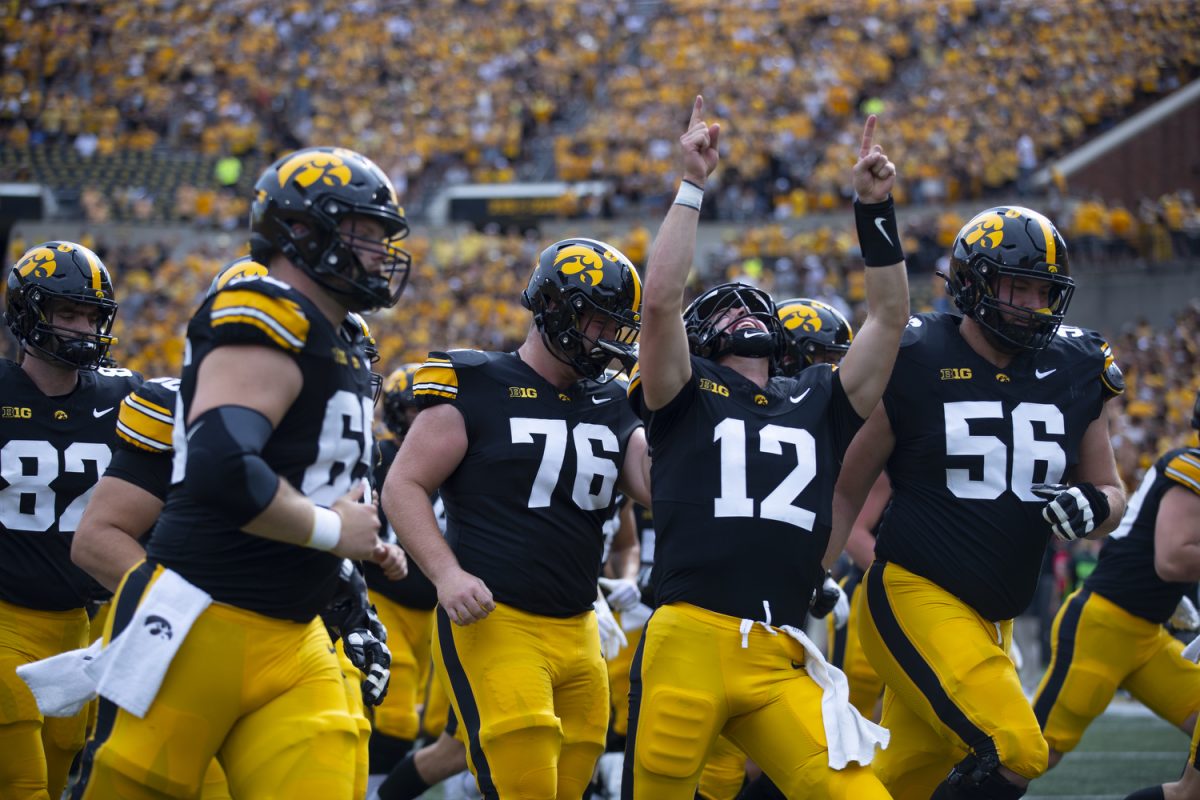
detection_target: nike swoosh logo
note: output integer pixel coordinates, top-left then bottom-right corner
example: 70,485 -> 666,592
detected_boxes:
591,396 -> 611,405
789,388 -> 811,404
1035,368 -> 1056,379
874,217 -> 894,246
93,407 -> 114,418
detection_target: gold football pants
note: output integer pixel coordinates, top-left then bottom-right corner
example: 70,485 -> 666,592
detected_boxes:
625,602 -> 888,800
73,562 -> 359,799
858,561 -> 1046,800
1034,588 -> 1200,753
433,602 -> 609,799
0,598 -> 89,800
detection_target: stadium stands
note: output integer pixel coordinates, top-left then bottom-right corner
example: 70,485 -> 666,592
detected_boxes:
2,0 -> 1197,219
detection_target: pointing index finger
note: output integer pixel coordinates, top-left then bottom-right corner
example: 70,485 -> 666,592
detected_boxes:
689,95 -> 704,129
859,115 -> 878,160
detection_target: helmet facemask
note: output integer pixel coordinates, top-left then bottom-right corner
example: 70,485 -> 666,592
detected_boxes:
5,243 -> 118,371
250,147 -> 412,312
532,288 -> 641,383
685,283 -> 785,368
947,206 -> 1074,354
959,256 -> 1074,352
522,238 -> 642,383
14,290 -> 118,370
280,210 -> 411,312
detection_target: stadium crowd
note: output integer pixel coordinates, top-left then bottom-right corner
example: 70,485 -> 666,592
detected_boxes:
2,0 -> 1199,220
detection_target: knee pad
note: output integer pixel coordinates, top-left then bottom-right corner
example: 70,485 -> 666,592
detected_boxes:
932,750 -> 1026,800
478,715 -> 562,800
635,687 -> 718,780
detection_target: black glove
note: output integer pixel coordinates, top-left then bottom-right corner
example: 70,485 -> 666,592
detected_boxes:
809,571 -> 850,629
343,627 -> 391,706
321,559 -> 375,640
1031,482 -> 1111,542
321,559 -> 393,706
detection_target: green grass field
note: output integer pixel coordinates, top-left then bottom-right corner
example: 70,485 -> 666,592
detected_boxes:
1027,705 -> 1188,799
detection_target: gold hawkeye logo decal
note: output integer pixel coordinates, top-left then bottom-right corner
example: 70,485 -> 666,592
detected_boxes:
277,151 -> 352,189
963,212 -> 1005,249
554,245 -> 606,287
780,303 -> 821,333
16,247 -> 58,279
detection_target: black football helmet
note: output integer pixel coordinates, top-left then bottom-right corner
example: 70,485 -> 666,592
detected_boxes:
250,146 -> 411,312
684,282 -> 786,367
341,312 -> 383,402
521,237 -> 642,382
945,206 -> 1074,352
776,298 -> 854,376
1192,388 -> 1200,431
381,362 -> 422,438
206,255 -> 268,300
5,241 -> 118,370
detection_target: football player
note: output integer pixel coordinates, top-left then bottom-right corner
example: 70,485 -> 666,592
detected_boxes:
834,202 -> 1128,800
71,146 -> 408,799
622,97 -> 907,799
1031,388 -> 1200,777
381,235 -> 650,799
0,241 -> 140,800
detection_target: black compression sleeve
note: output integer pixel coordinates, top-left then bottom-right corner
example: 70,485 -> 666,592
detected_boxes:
184,405 -> 280,526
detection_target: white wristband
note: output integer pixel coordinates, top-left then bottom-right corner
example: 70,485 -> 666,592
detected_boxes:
674,179 -> 704,210
307,507 -> 342,551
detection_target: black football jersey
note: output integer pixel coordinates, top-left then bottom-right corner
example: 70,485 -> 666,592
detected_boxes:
629,355 -> 863,628
412,350 -> 641,617
104,377 -> 180,501
875,313 -> 1121,621
1086,447 -> 1200,623
148,276 -> 376,622
0,361 -> 142,610
364,437 -> 438,610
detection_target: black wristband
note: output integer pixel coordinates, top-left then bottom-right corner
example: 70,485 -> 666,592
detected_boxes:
854,195 -> 905,267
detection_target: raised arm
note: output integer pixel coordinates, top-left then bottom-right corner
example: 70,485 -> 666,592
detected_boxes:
836,115 -> 911,419
638,95 -> 721,411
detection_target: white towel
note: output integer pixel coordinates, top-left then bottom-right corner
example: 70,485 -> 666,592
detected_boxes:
84,569 -> 212,718
778,625 -> 890,769
16,639 -> 104,717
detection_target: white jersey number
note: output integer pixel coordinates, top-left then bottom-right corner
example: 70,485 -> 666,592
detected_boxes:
713,418 -> 817,530
0,440 -> 112,532
944,401 -> 1065,500
510,418 -> 620,510
302,390 -> 375,506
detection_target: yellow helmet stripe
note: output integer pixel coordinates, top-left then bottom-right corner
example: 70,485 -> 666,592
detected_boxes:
80,246 -> 103,292
629,264 -> 643,316
1025,208 -> 1057,266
